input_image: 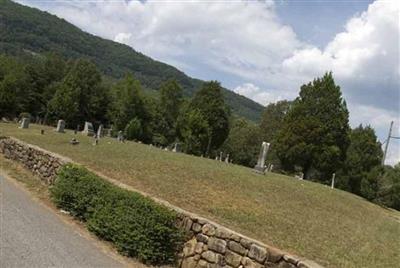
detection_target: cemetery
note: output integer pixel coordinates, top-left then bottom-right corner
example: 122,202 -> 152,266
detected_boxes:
0,122 -> 399,268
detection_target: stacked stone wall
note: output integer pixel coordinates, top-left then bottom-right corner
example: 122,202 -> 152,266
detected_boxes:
0,137 -> 322,268
176,215 -> 321,268
0,137 -> 68,184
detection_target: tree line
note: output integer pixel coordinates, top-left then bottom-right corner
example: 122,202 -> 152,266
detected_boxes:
0,53 -> 398,210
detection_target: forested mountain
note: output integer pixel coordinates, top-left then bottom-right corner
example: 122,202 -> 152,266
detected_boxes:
0,0 -> 263,121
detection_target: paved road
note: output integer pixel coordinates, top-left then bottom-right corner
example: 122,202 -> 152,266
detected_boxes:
0,175 -> 124,268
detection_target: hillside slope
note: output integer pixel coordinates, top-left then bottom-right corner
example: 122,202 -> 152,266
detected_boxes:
0,0 -> 264,121
1,123 -> 399,268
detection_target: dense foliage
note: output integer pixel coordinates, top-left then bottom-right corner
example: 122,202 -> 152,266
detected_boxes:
51,164 -> 184,264
377,164 -> 400,210
1,0 -> 398,211
221,118 -> 261,167
337,125 -> 383,195
259,100 -> 291,169
0,0 -> 263,121
188,81 -> 230,155
275,73 -> 350,182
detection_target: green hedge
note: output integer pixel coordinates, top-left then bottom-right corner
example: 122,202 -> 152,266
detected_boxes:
50,164 -> 184,265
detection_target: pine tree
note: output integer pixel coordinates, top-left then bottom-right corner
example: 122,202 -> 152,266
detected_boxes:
275,72 -> 350,182
337,125 -> 383,194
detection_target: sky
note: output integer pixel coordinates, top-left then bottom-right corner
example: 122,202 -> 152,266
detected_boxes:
15,0 -> 400,165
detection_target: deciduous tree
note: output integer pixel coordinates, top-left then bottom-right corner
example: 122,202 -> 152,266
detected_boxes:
190,81 -> 230,155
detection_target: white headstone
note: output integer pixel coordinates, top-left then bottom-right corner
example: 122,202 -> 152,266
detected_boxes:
225,154 -> 230,163
254,142 -> 270,173
20,118 -> 30,129
172,143 -> 180,153
117,130 -> 124,142
82,121 -> 94,136
331,173 -> 336,189
97,124 -> 103,138
56,120 -> 65,133
269,164 -> 274,172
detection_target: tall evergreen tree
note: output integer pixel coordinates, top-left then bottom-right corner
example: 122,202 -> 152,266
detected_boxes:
190,81 -> 230,155
337,125 -> 383,194
275,72 -> 350,182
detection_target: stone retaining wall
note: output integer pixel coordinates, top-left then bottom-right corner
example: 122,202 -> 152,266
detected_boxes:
0,137 -> 69,184
0,137 -> 322,268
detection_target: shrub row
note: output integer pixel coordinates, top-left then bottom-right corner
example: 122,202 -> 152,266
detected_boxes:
50,164 -> 184,265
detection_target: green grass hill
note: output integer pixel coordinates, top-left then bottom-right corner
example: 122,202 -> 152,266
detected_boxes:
1,123 -> 399,268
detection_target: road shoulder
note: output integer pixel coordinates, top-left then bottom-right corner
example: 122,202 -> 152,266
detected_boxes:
0,154 -> 151,268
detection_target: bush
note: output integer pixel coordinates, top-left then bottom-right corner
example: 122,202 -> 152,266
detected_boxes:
51,164 -> 184,265
50,164 -> 110,220
124,117 -> 143,141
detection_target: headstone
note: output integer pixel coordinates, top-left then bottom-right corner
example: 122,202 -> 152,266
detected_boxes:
40,129 -> 45,135
225,154 -> 230,163
219,152 -> 223,162
82,121 -> 94,136
19,118 -> 30,129
266,163 -> 271,171
268,164 -> 274,172
172,143 -> 181,153
56,120 -> 65,133
215,156 -> 218,161
97,124 -> 103,138
254,142 -> 270,173
117,131 -> 124,142
331,173 -> 335,189
295,172 -> 304,180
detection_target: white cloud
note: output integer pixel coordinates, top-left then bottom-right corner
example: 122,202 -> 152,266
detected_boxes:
16,0 -> 400,164
282,0 -> 399,112
234,83 -> 284,106
350,104 -> 400,165
114,32 -> 132,45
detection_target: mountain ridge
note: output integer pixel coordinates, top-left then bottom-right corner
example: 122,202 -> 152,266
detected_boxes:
0,0 -> 264,121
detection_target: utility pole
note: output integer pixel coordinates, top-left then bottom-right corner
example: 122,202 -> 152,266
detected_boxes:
382,121 -> 394,166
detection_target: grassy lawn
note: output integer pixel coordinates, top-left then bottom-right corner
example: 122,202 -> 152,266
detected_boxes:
1,122 -> 399,268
